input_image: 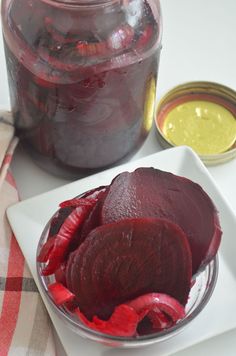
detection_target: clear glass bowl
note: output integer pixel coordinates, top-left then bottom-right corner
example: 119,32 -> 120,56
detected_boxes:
36,217 -> 219,348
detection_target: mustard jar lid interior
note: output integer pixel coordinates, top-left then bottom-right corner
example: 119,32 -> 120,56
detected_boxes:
155,82 -> 236,165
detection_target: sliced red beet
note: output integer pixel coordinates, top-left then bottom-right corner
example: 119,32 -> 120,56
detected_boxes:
37,186 -> 106,278
48,186 -> 106,241
101,168 -> 222,274
74,304 -> 139,337
64,298 -> 79,312
79,185 -> 107,199
78,193 -> 107,243
40,200 -> 96,275
64,249 -> 77,295
54,261 -> 67,286
79,201 -> 103,241
66,218 -> 192,320
69,187 -> 108,250
59,198 -> 97,209
48,206 -> 74,238
48,282 -> 75,306
37,235 -> 57,263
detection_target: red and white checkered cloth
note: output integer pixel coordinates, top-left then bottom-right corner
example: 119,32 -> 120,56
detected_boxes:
0,111 -> 56,356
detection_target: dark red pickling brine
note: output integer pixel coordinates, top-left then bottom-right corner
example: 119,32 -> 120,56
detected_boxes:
2,0 -> 162,178
101,168 -> 222,274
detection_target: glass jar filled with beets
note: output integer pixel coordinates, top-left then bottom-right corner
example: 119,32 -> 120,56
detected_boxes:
1,0 -> 162,178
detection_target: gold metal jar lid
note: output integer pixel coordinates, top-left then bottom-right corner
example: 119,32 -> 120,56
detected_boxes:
155,81 -> 236,165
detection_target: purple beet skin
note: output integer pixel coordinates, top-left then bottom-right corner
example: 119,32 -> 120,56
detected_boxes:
101,168 -> 222,274
66,217 -> 192,320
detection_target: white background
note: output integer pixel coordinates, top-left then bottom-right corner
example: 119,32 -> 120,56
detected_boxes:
1,0 -> 236,354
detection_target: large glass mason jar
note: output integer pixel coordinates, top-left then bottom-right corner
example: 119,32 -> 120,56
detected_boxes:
1,0 -> 162,178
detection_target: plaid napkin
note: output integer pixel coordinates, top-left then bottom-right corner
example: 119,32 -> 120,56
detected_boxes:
0,111 -> 56,356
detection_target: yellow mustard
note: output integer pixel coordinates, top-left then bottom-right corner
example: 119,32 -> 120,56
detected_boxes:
162,100 -> 236,155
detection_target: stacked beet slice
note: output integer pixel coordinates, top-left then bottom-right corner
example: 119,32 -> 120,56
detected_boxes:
37,168 -> 222,337
102,168 -> 222,274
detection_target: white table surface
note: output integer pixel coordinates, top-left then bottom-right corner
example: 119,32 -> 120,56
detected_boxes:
1,0 -> 236,355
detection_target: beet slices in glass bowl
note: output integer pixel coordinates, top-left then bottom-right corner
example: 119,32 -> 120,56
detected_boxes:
66,218 -> 192,320
37,167 -> 222,338
102,168 -> 222,275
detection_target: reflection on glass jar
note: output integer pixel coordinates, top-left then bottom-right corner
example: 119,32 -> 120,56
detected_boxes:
1,0 -> 162,178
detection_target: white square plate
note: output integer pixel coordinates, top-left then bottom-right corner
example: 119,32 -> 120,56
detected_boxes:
7,146 -> 236,356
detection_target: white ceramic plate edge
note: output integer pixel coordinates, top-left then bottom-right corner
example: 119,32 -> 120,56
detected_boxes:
7,146 -> 236,356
